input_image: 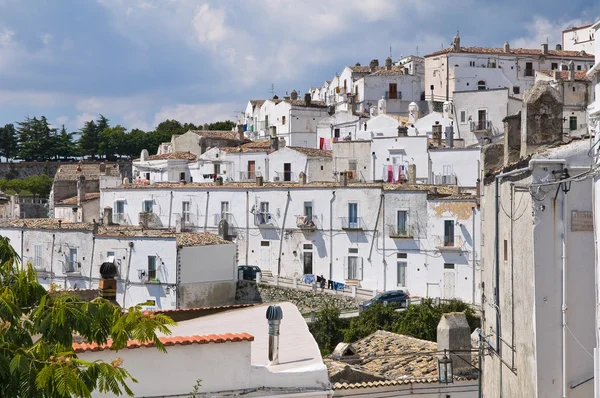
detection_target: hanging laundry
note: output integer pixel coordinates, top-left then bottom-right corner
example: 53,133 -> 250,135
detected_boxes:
302,274 -> 315,284
393,164 -> 400,183
319,137 -> 325,150
387,165 -> 393,183
328,279 -> 334,289
332,281 -> 345,291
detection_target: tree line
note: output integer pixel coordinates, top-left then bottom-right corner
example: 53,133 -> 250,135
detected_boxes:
0,115 -> 236,162
0,174 -> 53,198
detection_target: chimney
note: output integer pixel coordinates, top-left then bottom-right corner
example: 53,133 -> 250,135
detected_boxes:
270,126 -> 279,150
554,70 -> 561,80
569,60 -> 575,82
175,218 -> 182,233
237,123 -> 244,141
556,44 -> 562,51
385,57 -> 392,70
304,93 -> 312,106
341,172 -> 348,186
103,207 -> 113,225
99,162 -> 106,174
99,260 -> 118,302
445,126 -> 454,148
58,219 -> 62,229
77,174 -> 86,206
215,176 -> 223,186
432,123 -> 443,147
369,59 -> 379,72
256,175 -> 264,186
92,219 -> 98,234
298,172 -> 307,185
291,90 -> 298,100
437,313 -> 472,376
408,164 -> 417,184
266,305 -> 284,365
503,41 -> 510,53
541,43 -> 548,55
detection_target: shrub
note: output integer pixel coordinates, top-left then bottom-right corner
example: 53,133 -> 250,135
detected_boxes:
309,304 -> 350,355
343,303 -> 402,343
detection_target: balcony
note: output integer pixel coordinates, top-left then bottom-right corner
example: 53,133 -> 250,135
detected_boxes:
274,171 -> 297,182
341,217 -> 364,231
239,171 -> 262,182
113,213 -> 129,225
139,212 -> 160,228
385,91 -> 402,100
432,173 -> 458,186
388,225 -> 415,239
213,213 -> 239,236
295,215 -> 319,231
470,120 -> 492,133
255,212 -> 277,228
433,235 -> 464,251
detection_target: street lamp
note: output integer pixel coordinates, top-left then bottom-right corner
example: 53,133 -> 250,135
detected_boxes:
560,168 -> 571,194
438,349 -> 454,384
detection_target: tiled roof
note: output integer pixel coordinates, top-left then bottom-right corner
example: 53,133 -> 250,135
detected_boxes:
221,139 -> 272,153
385,115 -> 410,123
191,130 -> 242,141
282,99 -> 328,108
73,333 -> 254,353
0,219 -> 93,231
249,100 -> 266,107
348,65 -> 375,73
139,152 -> 198,162
55,163 -> 121,181
152,304 -> 254,315
536,70 -> 592,81
242,139 -> 271,148
286,146 -> 332,158
56,192 -> 101,205
368,68 -> 406,77
562,24 -> 593,33
333,375 -> 479,390
425,46 -> 594,59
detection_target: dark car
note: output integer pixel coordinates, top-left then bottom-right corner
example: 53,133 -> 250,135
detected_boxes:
361,290 -> 410,311
238,265 -> 261,281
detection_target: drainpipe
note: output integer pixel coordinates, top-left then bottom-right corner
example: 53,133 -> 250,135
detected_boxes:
382,193 -> 386,291
245,191 -> 249,266
329,191 -> 336,280
368,193 -> 384,262
371,152 -> 376,181
562,187 -> 568,398
20,229 -> 24,268
472,206 -> 476,304
122,242 -> 133,308
50,234 -> 55,286
277,191 -> 291,276
204,191 -> 210,232
89,237 -> 95,289
167,191 -> 173,228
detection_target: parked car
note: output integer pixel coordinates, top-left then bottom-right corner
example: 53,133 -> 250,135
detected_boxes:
361,290 -> 410,311
238,265 -> 261,281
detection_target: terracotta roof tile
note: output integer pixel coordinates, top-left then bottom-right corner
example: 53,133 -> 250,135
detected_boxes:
55,163 -> 121,181
425,46 -> 594,59
282,99 -> 328,108
249,100 -> 266,107
152,304 -> 254,314
139,152 -> 198,162
221,140 -> 272,153
191,130 -> 242,141
56,192 -> 101,206
536,70 -> 592,81
73,333 -> 254,353
286,147 -> 332,158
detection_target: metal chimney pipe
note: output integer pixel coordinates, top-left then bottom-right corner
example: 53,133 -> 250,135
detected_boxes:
266,305 -> 284,365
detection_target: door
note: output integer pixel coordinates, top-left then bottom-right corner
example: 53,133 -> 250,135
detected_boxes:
388,83 -> 398,99
260,241 -> 271,271
477,110 -> 487,130
303,252 -> 313,275
247,161 -> 256,179
283,163 -> 292,181
443,271 -> 456,299
348,203 -> 358,228
569,116 -> 577,131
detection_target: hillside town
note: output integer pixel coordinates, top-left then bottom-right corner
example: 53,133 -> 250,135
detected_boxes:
1,9 -> 600,398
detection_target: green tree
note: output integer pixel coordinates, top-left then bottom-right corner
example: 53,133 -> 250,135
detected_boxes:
0,235 -> 176,397
96,114 -> 110,135
343,304 -> 401,343
309,304 -> 349,355
23,174 -> 53,199
17,116 -> 46,161
55,125 -> 76,159
155,119 -> 185,136
0,123 -> 18,161
208,120 -> 235,131
78,120 -> 99,159
99,125 -> 127,159
39,116 -> 58,160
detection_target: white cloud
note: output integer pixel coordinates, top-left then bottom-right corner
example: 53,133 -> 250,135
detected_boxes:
511,16 -> 594,49
40,33 -> 52,45
55,116 -> 69,126
192,4 -> 228,44
152,103 -> 241,127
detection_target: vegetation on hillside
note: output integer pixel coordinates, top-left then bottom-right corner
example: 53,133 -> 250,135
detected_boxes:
0,175 -> 53,198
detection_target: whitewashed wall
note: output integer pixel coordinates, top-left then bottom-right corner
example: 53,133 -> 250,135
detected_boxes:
429,148 -> 481,187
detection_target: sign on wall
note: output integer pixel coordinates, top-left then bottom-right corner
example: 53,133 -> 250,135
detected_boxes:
571,211 -> 593,232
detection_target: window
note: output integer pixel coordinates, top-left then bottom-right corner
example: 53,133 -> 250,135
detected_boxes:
444,220 -> 455,246
513,86 -> 520,95
67,248 -> 78,273
145,172 -> 150,181
34,244 -> 43,269
282,116 -> 286,125
346,248 -> 362,280
562,64 -> 569,71
348,160 -> 357,171
460,111 -> 466,123
388,83 -> 398,99
303,250 -> 313,275
577,65 -> 582,71
114,200 -> 125,223
348,203 -> 358,228
221,201 -> 230,222
283,163 -> 292,181
303,243 -> 313,250
552,62 -> 558,70
469,61 -> 475,67
258,202 -> 269,224
179,172 -> 185,182
503,240 -> 508,262
444,263 -> 455,269
344,79 -> 347,93
572,86 -> 576,92
261,241 -> 270,246
349,248 -> 359,254
397,259 -> 407,286
477,80 -> 486,90
182,201 -> 191,223
304,201 -> 313,220
143,199 -> 153,213
213,163 -> 221,175
334,128 -> 341,138
247,161 -> 256,180
148,256 -> 157,280
397,210 -> 408,235
569,116 -> 577,131
525,62 -> 533,76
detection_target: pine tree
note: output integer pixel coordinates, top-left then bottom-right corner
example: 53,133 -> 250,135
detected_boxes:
0,235 -> 175,397
0,123 -> 18,161
17,116 -> 45,161
78,120 -> 99,159
56,125 -> 75,159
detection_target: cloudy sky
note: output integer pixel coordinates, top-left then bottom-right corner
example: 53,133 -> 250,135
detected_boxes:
0,0 -> 598,132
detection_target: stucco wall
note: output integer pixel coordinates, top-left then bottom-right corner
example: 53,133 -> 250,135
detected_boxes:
429,148 -> 480,187
179,244 -> 236,283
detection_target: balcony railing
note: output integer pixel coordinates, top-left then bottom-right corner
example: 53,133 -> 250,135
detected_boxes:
274,171 -> 297,182
388,224 -> 415,239
341,217 -> 364,231
385,91 -> 402,100
433,235 -> 464,251
432,173 -> 458,186
139,212 -> 160,228
113,213 -> 127,225
470,120 -> 492,132
255,212 -> 277,228
239,171 -> 262,182
295,215 -> 319,230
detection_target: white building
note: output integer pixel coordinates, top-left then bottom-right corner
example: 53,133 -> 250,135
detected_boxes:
77,302 -> 332,397
100,181 -> 480,303
268,147 -> 333,183
563,24 -> 596,54
0,219 -> 237,310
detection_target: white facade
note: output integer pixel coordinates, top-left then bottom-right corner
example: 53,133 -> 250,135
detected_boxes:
429,148 -> 480,187
371,136 -> 429,183
100,182 -> 480,303
0,221 -> 237,310
563,25 -> 596,54
316,112 -> 365,150
354,71 -> 424,115
267,147 -> 333,183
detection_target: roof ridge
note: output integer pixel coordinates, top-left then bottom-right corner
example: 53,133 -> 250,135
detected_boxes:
73,333 -> 254,353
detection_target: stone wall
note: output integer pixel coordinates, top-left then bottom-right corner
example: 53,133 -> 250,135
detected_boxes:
0,162 -> 133,181
236,281 -> 361,313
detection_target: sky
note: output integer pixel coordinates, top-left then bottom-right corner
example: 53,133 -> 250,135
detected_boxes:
0,0 -> 598,133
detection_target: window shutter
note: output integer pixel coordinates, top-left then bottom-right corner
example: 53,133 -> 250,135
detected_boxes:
343,257 -> 348,279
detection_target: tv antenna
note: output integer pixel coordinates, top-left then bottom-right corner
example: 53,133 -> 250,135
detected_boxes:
268,83 -> 276,97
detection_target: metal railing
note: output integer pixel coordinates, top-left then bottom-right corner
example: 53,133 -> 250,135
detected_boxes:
113,213 -> 128,225
255,212 -> 277,228
295,215 -> 320,230
387,224 -> 415,238
213,212 -> 239,235
385,91 -> 402,100
433,235 -> 464,250
341,217 -> 364,230
470,120 -> 492,132
432,173 -> 458,186
238,171 -> 262,181
274,171 -> 297,182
